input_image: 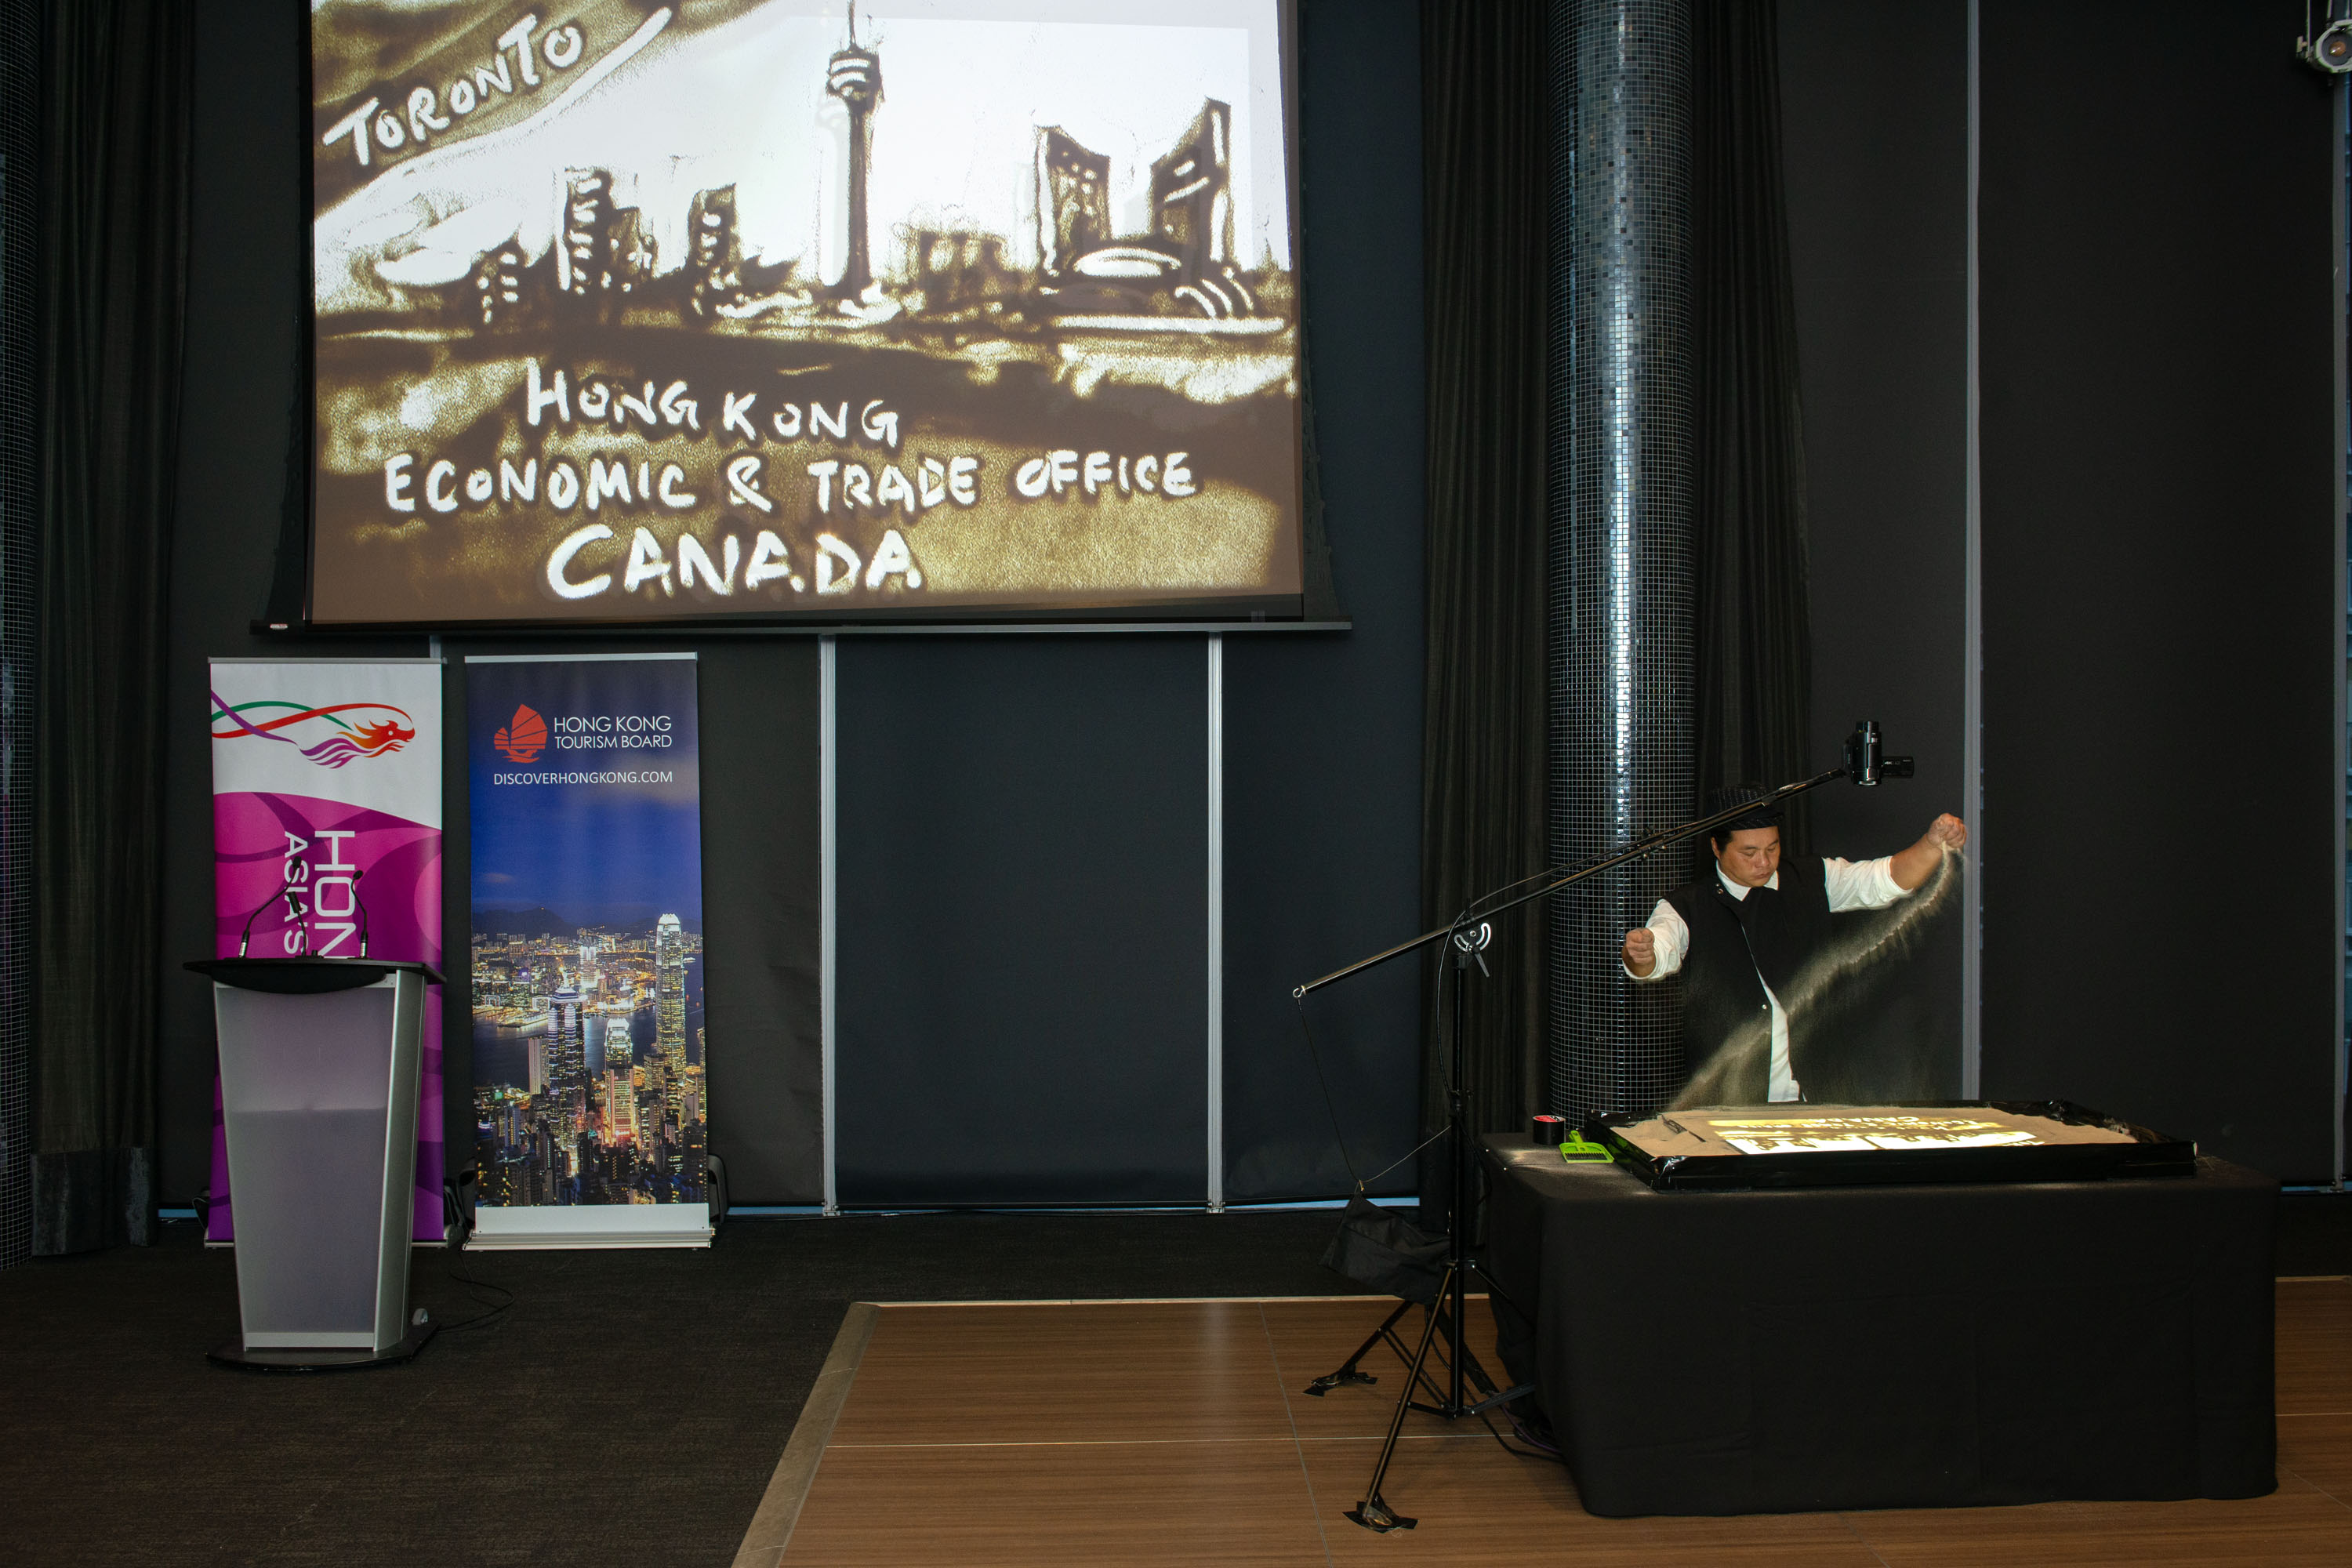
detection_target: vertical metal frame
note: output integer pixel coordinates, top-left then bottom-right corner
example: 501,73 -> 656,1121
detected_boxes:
1962,0 -> 1985,1098
1207,635 -> 1225,1212
373,971 -> 424,1349
820,637 -> 840,1214
2334,74 -> 2349,1191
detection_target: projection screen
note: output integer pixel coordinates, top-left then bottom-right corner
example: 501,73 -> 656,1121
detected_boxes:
306,1 -> 1302,626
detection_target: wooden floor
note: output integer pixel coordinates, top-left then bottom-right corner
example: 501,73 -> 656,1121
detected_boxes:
754,1279 -> 2352,1566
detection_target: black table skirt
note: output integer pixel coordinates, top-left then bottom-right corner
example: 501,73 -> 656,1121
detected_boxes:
1479,1135 -> 2277,1516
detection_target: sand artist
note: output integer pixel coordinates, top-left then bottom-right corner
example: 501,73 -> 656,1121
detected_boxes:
1617,784 -> 1967,1107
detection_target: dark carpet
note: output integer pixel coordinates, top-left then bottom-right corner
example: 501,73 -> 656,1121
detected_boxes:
0,1210 -> 1374,1568
7,1192 -> 2348,1568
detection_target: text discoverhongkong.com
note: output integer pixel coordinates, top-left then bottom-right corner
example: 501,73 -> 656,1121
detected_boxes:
492,770 -> 675,786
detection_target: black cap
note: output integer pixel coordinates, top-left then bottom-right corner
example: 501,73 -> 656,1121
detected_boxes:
1705,783 -> 1782,833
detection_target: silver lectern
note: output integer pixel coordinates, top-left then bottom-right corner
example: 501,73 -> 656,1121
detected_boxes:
188,956 -> 444,1371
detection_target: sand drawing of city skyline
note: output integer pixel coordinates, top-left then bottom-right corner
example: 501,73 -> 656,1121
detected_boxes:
308,0 -> 1304,624
314,0 -> 1294,340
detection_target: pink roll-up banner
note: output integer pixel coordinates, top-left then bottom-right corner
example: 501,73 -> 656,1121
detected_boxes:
205,659 -> 445,1243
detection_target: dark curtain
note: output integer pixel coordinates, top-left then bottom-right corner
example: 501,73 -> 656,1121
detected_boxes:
1419,0 -> 1550,1184
1691,0 -> 1814,847
31,0 -> 191,1253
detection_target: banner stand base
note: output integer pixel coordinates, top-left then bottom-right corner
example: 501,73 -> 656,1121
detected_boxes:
467,1228 -> 713,1251
472,1202 -> 714,1250
208,1324 -> 436,1374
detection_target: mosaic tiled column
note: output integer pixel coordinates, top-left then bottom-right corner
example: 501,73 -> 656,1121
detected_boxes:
1545,0 -> 1695,1121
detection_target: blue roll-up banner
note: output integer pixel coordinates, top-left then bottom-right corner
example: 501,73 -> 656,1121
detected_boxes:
465,654 -> 710,1248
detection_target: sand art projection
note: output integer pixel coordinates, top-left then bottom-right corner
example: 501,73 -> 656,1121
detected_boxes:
307,1 -> 1302,625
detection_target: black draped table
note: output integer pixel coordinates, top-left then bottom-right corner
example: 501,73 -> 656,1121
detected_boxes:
1478,1134 -> 2277,1516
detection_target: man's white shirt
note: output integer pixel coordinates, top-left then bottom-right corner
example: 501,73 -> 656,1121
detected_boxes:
1625,858 -> 1909,1102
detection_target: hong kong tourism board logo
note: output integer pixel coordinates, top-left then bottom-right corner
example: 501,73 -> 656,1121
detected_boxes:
211,691 -> 417,769
495,705 -> 547,764
494,703 -> 674,764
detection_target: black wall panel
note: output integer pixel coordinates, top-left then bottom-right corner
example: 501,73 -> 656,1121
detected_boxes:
1979,1 -> 2339,1177
834,637 -> 1209,1205
1224,0 -> 1425,1202
692,643 -> 825,1202
1780,0 -> 1971,1098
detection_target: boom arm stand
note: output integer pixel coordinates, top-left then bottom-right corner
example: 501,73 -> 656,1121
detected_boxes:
1297,761 -> 1867,1531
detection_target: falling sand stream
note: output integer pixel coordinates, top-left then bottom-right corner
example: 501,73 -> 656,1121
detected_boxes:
1671,847 -> 1965,1110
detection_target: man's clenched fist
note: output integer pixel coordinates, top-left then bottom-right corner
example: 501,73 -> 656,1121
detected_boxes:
1622,927 -> 1656,977
1926,812 -> 1967,851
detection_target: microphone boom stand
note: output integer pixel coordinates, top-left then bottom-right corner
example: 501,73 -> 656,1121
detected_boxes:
1298,762 -> 1859,1532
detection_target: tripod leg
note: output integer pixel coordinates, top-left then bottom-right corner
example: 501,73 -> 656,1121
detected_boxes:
1428,1295 -> 1536,1415
1466,1254 -> 1534,1323
1305,1299 -> 1413,1396
1454,1261 -> 1537,1413
1345,1270 -> 1450,1533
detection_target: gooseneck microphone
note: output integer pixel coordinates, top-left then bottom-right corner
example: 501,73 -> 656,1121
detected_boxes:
234,866 -> 368,957
235,874 -> 300,958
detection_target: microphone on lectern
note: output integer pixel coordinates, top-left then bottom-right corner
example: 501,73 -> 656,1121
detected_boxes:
236,875 -> 301,958
234,866 -> 368,957
354,868 -> 372,958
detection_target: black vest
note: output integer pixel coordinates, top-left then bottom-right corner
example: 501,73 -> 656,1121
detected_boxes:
1664,858 -> 1835,1103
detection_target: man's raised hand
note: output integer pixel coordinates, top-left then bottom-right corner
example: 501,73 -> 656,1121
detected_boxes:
1890,813 -> 1968,890
1622,927 -> 1656,977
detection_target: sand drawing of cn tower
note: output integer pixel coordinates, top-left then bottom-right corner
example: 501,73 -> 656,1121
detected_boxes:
825,5 -> 882,300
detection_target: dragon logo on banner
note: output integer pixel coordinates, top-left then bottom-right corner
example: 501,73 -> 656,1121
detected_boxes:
209,693 -> 418,770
